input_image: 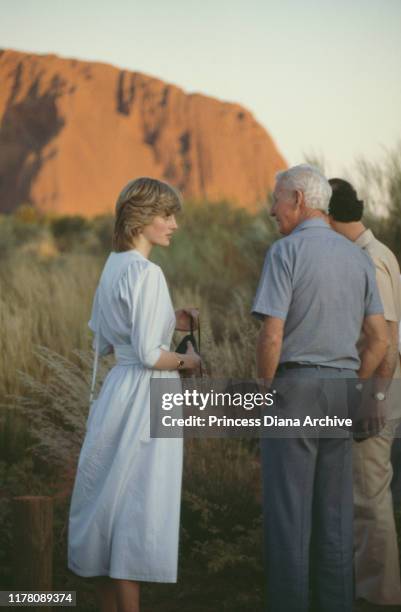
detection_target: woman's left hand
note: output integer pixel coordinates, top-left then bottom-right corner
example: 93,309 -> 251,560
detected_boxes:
175,308 -> 199,331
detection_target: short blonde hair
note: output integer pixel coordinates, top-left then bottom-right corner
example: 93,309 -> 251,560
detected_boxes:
113,177 -> 183,252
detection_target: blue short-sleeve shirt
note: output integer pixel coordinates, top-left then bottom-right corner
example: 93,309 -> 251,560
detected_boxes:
252,219 -> 383,370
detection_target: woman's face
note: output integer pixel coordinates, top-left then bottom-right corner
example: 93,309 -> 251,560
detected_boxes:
140,213 -> 178,247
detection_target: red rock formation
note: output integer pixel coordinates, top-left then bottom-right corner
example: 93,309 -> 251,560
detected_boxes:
0,49 -> 287,216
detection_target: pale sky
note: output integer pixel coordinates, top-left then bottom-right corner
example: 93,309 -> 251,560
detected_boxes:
1,0 -> 400,178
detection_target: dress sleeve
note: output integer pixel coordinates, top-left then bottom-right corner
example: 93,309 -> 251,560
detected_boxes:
88,287 -> 113,357
122,262 -> 172,368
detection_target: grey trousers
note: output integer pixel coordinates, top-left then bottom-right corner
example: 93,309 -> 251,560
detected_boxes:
260,366 -> 355,612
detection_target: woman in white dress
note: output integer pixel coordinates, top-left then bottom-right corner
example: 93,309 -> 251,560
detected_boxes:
68,177 -> 201,612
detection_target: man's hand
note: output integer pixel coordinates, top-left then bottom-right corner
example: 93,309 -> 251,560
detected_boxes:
354,394 -> 386,441
255,377 -> 274,395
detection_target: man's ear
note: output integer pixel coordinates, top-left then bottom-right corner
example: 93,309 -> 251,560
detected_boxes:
294,189 -> 305,211
327,214 -> 335,228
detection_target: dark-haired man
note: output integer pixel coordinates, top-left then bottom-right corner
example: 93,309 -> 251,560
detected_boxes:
329,178 -> 401,607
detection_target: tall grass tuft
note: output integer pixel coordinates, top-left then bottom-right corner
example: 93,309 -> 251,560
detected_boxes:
356,143 -> 401,263
0,254 -> 103,396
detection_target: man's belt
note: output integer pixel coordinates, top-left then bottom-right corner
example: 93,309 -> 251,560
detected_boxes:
278,362 -> 334,370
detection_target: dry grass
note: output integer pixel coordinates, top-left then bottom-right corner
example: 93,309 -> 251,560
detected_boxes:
0,253 -> 103,396
2,278 -> 259,476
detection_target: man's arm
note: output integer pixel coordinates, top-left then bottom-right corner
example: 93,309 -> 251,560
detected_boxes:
256,316 -> 284,382
374,320 -> 399,383
371,261 -> 400,384
356,314 -> 391,437
358,313 -> 389,379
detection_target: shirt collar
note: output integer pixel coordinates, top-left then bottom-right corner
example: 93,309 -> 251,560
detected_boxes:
291,218 -> 331,235
355,228 -> 375,249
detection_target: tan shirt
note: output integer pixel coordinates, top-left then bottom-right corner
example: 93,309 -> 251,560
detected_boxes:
356,229 -> 401,378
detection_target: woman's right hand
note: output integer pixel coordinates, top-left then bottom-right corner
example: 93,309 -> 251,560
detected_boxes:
182,341 -> 202,371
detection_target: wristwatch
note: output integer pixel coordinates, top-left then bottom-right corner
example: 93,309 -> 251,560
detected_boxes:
177,358 -> 185,370
372,391 -> 386,401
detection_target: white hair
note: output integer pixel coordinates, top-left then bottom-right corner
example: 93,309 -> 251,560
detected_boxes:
276,164 -> 332,212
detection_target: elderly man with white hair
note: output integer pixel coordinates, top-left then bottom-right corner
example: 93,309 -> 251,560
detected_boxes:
252,164 -> 388,612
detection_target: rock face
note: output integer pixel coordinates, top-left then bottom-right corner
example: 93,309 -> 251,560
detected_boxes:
0,49 -> 286,216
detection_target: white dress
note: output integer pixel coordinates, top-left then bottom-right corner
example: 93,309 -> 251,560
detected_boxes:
68,250 -> 183,582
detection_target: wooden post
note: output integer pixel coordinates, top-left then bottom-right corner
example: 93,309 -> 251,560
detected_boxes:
12,495 -> 53,609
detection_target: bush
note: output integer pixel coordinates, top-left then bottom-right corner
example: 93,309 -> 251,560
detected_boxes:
356,143 -> 401,264
50,216 -> 94,252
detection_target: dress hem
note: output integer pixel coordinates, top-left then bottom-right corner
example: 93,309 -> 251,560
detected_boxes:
67,564 -> 178,583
